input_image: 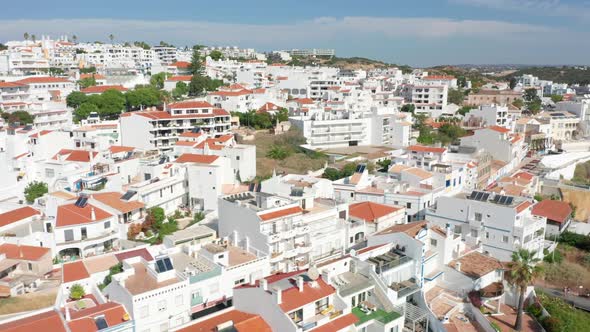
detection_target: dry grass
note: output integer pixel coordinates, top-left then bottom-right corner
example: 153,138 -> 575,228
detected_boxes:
0,292 -> 57,315
560,188 -> 590,221
244,129 -> 328,178
540,246 -> 590,290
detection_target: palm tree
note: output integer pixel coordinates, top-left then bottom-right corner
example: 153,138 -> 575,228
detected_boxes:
72,35 -> 78,43
108,34 -> 114,44
31,34 -> 36,44
23,32 -> 29,44
507,249 -> 543,331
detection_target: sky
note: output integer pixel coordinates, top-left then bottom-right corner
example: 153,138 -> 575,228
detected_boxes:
1,0 -> 589,66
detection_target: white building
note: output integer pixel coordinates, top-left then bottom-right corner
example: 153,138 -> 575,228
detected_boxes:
427,191 -> 546,261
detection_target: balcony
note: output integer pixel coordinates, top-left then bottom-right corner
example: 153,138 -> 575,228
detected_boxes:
351,306 -> 402,326
390,278 -> 420,298
270,251 -> 284,262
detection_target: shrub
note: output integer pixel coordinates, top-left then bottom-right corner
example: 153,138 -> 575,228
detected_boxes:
267,145 -> 290,160
541,316 -> 561,332
24,181 -> 48,203
490,321 -> 501,332
527,303 -> 543,318
173,210 -> 183,219
559,232 -> 590,252
543,249 -> 563,264
69,284 -> 85,300
468,290 -> 483,308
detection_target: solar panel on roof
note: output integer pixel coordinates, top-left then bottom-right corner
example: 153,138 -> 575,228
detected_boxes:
498,196 -> 508,205
120,190 -> 137,201
506,197 -> 514,205
75,196 -> 88,208
163,257 -> 173,271
95,316 -> 108,330
469,191 -> 478,199
475,192 -> 484,201
492,195 -> 501,203
156,259 -> 166,273
481,193 -> 490,201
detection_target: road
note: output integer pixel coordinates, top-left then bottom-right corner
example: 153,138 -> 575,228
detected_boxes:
536,285 -> 590,312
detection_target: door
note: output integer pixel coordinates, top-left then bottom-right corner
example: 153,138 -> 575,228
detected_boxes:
81,227 -> 87,240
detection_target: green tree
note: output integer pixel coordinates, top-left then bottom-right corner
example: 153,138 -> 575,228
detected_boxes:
150,207 -> 166,224
512,99 -> 524,109
267,145 -> 290,160
457,105 -> 472,116
80,67 -> 97,74
550,95 -> 563,103
189,48 -> 203,75
24,181 -> 48,203
23,32 -> 29,43
401,104 -> 415,113
524,89 -> 542,114
188,75 -> 208,96
69,284 -> 86,300
133,41 -> 151,50
96,89 -> 126,119
172,81 -> 188,99
72,35 -> 78,43
457,76 -> 467,88
108,34 -> 114,43
125,86 -> 162,109
31,34 -> 36,43
78,77 -> 97,89
323,168 -> 342,181
66,91 -> 89,108
149,72 -> 167,90
509,77 -> 517,90
209,50 -> 224,61
1,111 -> 34,124
74,103 -> 99,122
0,43 -> 8,51
276,108 -> 289,123
507,249 -> 543,331
448,89 -> 465,105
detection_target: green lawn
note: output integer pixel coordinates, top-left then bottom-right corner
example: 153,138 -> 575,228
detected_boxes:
537,291 -> 590,332
351,306 -> 401,325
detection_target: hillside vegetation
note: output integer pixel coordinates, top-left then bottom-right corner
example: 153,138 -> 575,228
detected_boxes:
287,56 -> 412,72
505,66 -> 590,85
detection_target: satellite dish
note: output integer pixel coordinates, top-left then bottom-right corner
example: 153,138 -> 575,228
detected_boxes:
308,267 -> 320,280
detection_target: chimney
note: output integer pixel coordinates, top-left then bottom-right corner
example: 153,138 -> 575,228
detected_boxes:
455,262 -> 461,272
260,279 -> 268,291
275,287 -> 282,304
297,276 -> 304,292
91,208 -> 96,221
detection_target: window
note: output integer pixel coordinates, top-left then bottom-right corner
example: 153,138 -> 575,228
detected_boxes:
453,225 -> 461,234
28,263 -> 33,271
64,229 -> 74,242
406,202 -> 411,209
430,239 -> 438,247
315,297 -> 330,314
175,294 -> 183,306
158,300 -> 167,312
390,327 -> 399,332
139,305 -> 148,318
502,235 -> 509,243
474,213 -> 482,221
234,278 -> 246,285
104,221 -> 110,229
289,308 -> 303,324
485,232 -> 490,239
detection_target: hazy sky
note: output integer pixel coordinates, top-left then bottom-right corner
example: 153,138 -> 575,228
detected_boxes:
1,0 -> 589,66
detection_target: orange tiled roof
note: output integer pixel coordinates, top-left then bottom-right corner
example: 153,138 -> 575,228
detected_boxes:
310,313 -> 358,332
258,206 -> 303,222
0,244 -> 50,261
376,220 -> 428,238
29,130 -> 53,138
91,192 -> 144,213
279,276 -> 335,312
487,125 -> 511,134
68,302 -> 129,332
175,153 -> 219,164
349,202 -> 402,223
407,145 -> 447,153
17,76 -> 71,84
166,75 -> 193,82
53,149 -> 98,162
56,203 -> 112,227
0,206 -> 40,228
176,309 -> 271,332
63,261 -> 90,283
532,200 -> 572,223
168,100 -> 213,109
449,252 -> 502,279
0,310 -> 67,332
108,145 -> 134,154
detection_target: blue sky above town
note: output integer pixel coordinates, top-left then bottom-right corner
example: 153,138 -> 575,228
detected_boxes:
1,0 -> 589,66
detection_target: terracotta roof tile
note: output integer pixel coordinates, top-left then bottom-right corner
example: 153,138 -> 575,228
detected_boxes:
407,145 -> 447,153
168,100 -> 213,109
0,310 -> 66,332
532,200 -> 571,223
349,202 -> 402,223
449,252 -> 502,279
175,153 -> 219,164
258,206 -> 303,222
376,221 -> 427,238
91,192 -> 144,213
176,309 -> 271,332
114,248 -> 154,262
108,146 -> 134,154
56,203 -> 112,227
0,206 -> 40,228
63,261 -> 90,283
310,313 -> 358,332
68,302 -> 129,332
0,244 -> 50,261
17,76 -> 71,84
